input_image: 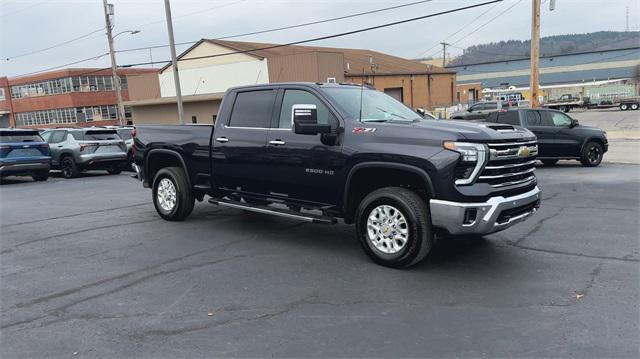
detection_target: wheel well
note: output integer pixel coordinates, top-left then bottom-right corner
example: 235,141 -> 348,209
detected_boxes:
147,152 -> 184,184
582,137 -> 605,152
344,167 -> 430,224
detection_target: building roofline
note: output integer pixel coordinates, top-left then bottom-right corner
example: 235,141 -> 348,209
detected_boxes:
124,92 -> 224,106
447,46 -> 640,68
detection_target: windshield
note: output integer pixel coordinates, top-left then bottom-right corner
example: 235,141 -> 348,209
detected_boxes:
322,87 -> 422,122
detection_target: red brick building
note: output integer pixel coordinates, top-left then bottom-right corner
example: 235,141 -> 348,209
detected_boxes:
0,68 -> 157,128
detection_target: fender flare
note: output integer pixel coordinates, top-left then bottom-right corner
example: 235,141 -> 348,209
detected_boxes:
145,148 -> 191,188
342,161 -> 435,212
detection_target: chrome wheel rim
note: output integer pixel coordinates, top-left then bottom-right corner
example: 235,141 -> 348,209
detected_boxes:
157,178 -> 177,212
366,205 -> 409,254
588,146 -> 601,163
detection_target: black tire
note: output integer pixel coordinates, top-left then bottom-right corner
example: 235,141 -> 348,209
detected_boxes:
32,171 -> 49,181
107,168 -> 122,175
620,103 -> 629,111
355,187 -> 433,269
580,142 -> 604,167
631,103 -> 639,111
60,156 -> 79,179
152,167 -> 195,221
541,159 -> 558,166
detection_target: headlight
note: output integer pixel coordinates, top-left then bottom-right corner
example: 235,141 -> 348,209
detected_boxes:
443,141 -> 488,185
443,141 -> 487,162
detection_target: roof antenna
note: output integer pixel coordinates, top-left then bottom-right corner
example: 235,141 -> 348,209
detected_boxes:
358,67 -> 365,121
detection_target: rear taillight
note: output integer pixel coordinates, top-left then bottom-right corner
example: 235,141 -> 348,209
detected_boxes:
80,143 -> 99,151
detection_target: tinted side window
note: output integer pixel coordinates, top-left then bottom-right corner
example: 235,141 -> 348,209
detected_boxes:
279,90 -> 331,128
484,102 -> 498,110
525,111 -> 542,126
469,104 -> 482,112
497,111 -> 520,125
550,112 -> 572,127
229,90 -> 276,128
538,111 -> 555,126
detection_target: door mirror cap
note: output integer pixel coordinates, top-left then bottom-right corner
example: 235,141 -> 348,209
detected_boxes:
570,119 -> 579,128
292,104 -> 331,135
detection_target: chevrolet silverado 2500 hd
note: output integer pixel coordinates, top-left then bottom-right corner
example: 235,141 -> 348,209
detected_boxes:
133,83 -> 541,268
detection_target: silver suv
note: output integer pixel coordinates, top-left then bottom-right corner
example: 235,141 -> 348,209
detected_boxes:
41,128 -> 128,178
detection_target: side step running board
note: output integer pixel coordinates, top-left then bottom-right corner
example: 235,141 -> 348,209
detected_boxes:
208,198 -> 337,224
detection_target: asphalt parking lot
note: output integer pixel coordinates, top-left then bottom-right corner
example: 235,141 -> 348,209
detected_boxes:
1,161 -> 639,358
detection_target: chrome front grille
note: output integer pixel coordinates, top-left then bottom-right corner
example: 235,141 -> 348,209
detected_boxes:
477,141 -> 538,188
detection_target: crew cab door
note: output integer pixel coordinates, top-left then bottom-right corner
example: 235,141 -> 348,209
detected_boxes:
264,88 -> 345,206
523,110 -> 558,157
546,111 -> 582,157
211,89 -> 277,196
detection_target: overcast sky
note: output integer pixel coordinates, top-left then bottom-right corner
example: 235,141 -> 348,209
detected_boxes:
1,0 -> 638,77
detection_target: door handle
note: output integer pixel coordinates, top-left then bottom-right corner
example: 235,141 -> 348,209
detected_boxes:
269,140 -> 286,146
57,145 -> 63,148
215,137 -> 229,143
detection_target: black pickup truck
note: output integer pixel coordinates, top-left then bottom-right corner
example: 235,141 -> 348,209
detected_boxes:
485,108 -> 608,167
133,83 -> 541,268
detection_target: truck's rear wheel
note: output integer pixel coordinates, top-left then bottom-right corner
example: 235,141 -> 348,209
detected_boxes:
152,167 -> 195,221
631,103 -> 639,110
620,103 -> 629,111
355,187 -> 433,268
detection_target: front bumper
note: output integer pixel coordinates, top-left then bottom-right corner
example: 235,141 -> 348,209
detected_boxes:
430,186 -> 541,236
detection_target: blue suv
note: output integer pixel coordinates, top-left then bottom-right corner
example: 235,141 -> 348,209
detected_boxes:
0,129 -> 51,182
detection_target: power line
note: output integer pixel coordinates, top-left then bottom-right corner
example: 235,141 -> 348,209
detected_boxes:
115,0 -> 437,55
121,0 -> 504,68
14,53 -> 110,78
0,0 -> 47,18
413,0 -> 501,59
11,0 -> 501,78
4,28 -> 105,61
448,0 -> 525,47
422,0 -> 524,61
133,0 -> 247,28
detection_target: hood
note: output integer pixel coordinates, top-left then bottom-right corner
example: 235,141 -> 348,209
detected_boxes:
409,119 -> 536,142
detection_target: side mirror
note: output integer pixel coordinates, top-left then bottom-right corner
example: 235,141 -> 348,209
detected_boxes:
292,104 -> 331,135
570,119 -> 579,128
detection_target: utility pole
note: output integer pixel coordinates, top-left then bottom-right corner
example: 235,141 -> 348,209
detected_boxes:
102,0 -> 126,126
529,0 -> 541,108
440,42 -> 449,68
164,0 -> 184,125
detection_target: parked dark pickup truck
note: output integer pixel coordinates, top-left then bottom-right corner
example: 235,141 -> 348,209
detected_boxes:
485,108 -> 608,167
133,83 -> 541,268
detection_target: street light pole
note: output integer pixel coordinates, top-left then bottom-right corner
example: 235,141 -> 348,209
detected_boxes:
102,0 -> 126,126
164,0 -> 185,125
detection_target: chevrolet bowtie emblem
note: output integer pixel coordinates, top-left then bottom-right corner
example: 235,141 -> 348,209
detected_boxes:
518,146 -> 530,157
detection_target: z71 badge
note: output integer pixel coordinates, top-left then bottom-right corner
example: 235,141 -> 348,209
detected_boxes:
352,127 -> 377,134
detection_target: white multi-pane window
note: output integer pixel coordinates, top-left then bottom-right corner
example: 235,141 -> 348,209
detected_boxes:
10,75 -> 128,99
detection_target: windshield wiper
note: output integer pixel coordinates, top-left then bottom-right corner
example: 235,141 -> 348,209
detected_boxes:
361,119 -> 389,122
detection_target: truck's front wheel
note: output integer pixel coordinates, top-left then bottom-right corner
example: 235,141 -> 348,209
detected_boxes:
152,167 -> 195,221
355,187 -> 433,268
